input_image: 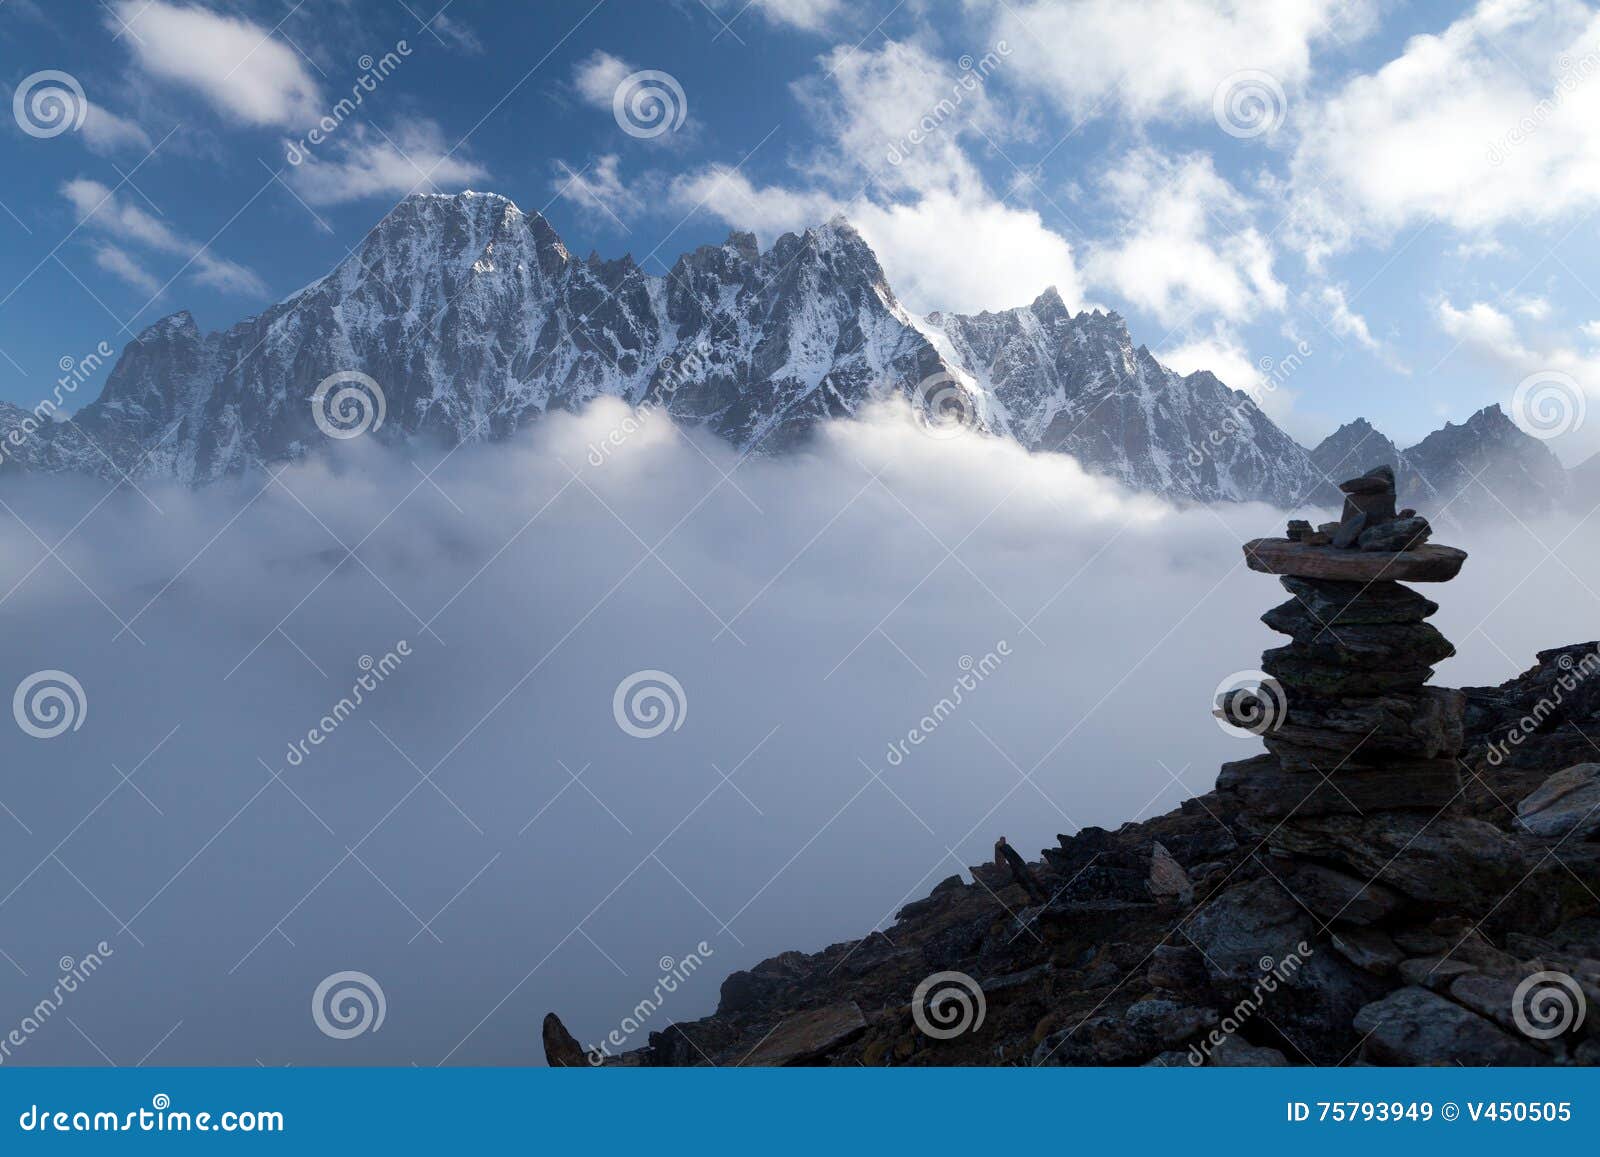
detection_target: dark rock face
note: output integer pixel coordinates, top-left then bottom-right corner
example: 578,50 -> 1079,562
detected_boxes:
740,1002 -> 867,1066
1217,754 -> 1461,817
1277,576 -> 1438,625
541,1012 -> 587,1067
1358,515 -> 1432,552
927,292 -> 1320,504
1307,409 -> 1568,523
1518,765 -> 1600,839
1262,814 -> 1527,906
1035,998 -> 1218,1065
1406,404 -> 1571,520
1355,987 -> 1550,1065
1308,420 -> 1432,508
1462,642 -> 1600,773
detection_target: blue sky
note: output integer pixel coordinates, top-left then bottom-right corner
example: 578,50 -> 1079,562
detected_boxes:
3,0 -> 1600,463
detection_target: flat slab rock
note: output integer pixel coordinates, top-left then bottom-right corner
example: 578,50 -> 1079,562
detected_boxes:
1518,764 -> 1600,840
1256,814 -> 1524,906
1353,986 -> 1547,1065
1278,576 -> 1438,625
739,1002 -> 866,1066
1217,754 -> 1462,818
1245,538 -> 1467,582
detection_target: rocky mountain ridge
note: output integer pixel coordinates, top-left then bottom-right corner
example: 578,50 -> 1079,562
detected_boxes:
1309,407 -> 1576,523
1568,450 -> 1600,512
0,191 -> 1574,513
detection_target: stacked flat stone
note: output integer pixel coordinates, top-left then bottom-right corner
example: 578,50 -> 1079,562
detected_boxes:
1218,465 -> 1470,820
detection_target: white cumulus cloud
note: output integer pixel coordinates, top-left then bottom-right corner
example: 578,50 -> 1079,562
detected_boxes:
111,0 -> 321,127
1288,0 -> 1600,261
1085,149 -> 1285,327
572,50 -> 635,108
992,0 -> 1374,124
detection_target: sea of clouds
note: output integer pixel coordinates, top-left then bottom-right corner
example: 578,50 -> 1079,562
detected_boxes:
0,400 -> 1590,1065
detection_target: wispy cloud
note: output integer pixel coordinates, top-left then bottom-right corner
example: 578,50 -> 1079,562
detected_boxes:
549,154 -> 640,228
81,102 -> 152,154
284,120 -> 488,207
62,177 -> 267,297
93,243 -> 162,295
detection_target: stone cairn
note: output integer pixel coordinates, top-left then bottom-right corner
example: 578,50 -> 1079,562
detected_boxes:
1217,464 -> 1470,822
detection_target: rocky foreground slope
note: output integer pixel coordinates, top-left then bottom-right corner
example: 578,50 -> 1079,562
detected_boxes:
545,470 -> 1600,1067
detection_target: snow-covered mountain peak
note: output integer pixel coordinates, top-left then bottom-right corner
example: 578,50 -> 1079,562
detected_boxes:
3,190 -> 1574,515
